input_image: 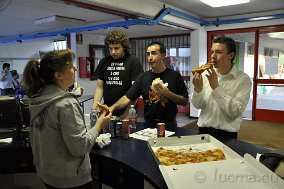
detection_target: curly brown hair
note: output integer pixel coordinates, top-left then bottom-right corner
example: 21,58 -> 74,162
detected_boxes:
105,30 -> 129,53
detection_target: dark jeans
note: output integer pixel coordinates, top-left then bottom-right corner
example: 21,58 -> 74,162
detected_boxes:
0,88 -> 15,96
199,127 -> 237,139
44,181 -> 93,189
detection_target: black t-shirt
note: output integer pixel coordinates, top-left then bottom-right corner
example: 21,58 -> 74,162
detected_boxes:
95,53 -> 143,106
126,68 -> 188,122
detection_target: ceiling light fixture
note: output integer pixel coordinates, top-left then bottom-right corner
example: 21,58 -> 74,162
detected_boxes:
34,15 -> 85,27
160,22 -> 189,31
200,0 -> 250,8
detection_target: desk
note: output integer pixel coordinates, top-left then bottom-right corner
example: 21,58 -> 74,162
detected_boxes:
90,123 -> 270,189
91,137 -> 167,189
0,123 -> 270,189
0,141 -> 35,174
78,95 -> 93,113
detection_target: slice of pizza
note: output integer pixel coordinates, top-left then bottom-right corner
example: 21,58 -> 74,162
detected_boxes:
152,78 -> 168,87
192,62 -> 214,75
151,78 -> 168,92
96,102 -> 110,115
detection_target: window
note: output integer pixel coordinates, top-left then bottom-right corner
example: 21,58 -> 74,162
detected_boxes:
130,34 -> 191,76
247,43 -> 254,55
264,48 -> 273,57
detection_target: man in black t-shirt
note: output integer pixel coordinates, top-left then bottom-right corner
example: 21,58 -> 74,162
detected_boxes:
110,41 -> 189,131
93,30 -> 143,118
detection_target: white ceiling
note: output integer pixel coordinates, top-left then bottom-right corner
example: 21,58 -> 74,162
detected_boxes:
159,0 -> 284,18
0,0 -> 284,51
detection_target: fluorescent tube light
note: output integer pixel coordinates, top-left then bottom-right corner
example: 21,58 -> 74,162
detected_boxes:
268,32 -> 284,39
160,22 -> 189,31
34,15 -> 85,26
248,16 -> 274,21
200,0 -> 250,8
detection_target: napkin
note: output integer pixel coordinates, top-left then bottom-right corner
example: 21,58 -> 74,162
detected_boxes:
130,128 -> 175,141
95,133 -> 111,148
72,86 -> 82,96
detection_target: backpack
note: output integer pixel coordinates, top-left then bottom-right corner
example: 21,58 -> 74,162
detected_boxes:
260,149 -> 284,179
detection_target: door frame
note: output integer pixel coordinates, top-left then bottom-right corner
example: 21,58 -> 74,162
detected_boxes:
208,25 -> 284,122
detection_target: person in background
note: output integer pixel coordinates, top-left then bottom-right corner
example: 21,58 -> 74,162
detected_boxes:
92,30 -> 143,118
110,41 -> 188,132
11,70 -> 21,90
0,63 -> 14,95
191,36 -> 252,139
22,49 -> 111,189
10,69 -> 26,99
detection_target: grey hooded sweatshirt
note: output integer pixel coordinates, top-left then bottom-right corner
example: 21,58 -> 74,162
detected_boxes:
29,84 -> 99,188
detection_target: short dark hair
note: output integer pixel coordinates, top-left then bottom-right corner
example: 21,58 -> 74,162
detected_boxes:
212,36 -> 236,54
212,36 -> 236,63
2,63 -> 10,69
147,41 -> 166,55
10,70 -> 18,77
105,30 -> 129,53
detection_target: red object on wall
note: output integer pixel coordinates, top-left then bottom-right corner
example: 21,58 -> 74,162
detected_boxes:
78,57 -> 95,79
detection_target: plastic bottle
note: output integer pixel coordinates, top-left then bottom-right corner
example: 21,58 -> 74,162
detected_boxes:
128,105 -> 137,131
89,109 -> 98,129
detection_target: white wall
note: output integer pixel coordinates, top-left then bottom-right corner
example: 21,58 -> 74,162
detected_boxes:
0,33 -> 106,98
0,40 -> 54,74
0,33 -> 106,113
74,33 -> 106,96
90,0 -> 203,31
189,29 -> 207,117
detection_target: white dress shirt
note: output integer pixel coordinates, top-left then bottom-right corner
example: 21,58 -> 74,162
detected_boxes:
191,65 -> 252,132
0,70 -> 13,89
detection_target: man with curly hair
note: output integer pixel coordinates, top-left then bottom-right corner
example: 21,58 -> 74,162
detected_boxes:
93,30 -> 143,118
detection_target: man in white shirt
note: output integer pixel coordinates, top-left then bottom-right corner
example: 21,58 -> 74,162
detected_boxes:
191,36 -> 252,139
0,63 -> 15,96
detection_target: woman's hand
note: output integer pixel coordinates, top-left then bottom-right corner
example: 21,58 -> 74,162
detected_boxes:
94,111 -> 112,132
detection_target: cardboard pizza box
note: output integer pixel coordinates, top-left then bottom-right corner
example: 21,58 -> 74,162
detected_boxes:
147,135 -> 284,189
147,134 -> 242,164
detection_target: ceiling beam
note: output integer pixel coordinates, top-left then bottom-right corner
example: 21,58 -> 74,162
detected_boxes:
59,0 -> 138,19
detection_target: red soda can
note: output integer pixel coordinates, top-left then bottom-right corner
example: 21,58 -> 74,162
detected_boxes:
122,119 -> 130,139
157,123 -> 165,137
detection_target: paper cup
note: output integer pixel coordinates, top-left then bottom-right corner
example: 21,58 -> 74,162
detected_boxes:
84,114 -> 91,129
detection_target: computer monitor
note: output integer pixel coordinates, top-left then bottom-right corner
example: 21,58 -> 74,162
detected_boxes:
0,97 -> 23,130
0,97 -> 23,140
